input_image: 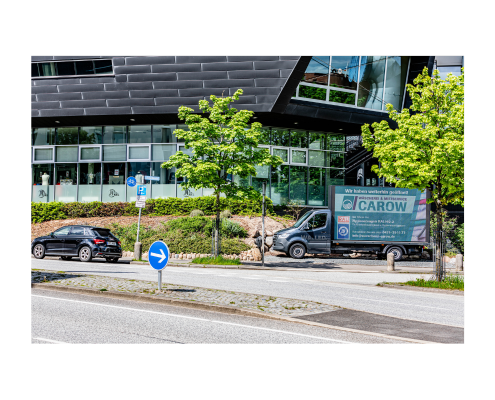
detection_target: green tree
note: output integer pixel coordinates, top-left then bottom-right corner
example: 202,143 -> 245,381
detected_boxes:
162,89 -> 283,256
361,67 -> 464,278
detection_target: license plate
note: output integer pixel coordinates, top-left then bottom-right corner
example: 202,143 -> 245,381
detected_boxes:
107,241 -> 116,246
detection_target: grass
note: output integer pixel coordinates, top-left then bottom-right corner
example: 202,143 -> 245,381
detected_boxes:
393,274 -> 464,291
191,256 -> 241,265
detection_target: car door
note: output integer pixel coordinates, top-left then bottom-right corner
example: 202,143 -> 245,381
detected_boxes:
305,213 -> 330,253
44,226 -> 71,254
65,226 -> 86,255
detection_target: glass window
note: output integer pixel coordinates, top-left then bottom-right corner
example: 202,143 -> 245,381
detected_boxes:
299,85 -> 326,101
292,211 -> 312,228
308,168 -> 327,206
384,57 -> 410,111
308,150 -> 326,167
69,226 -> 85,235
329,152 -> 344,168
290,166 -> 307,204
102,163 -> 125,201
252,152 -> 270,197
55,163 -> 78,202
102,126 -> 126,144
103,145 -> 126,161
309,132 -> 326,150
127,162 -> 150,185
178,145 -> 193,156
78,163 -> 101,202
32,63 -> 40,77
34,148 -> 53,162
152,144 -> 176,161
291,130 -> 308,148
39,62 -> 57,77
302,56 -> 330,85
128,125 -> 152,144
272,148 -> 288,163
357,56 -> 386,110
328,135 -> 345,152
328,168 -> 345,185
94,60 -> 113,74
437,66 -> 462,80
271,128 -> 290,147
75,60 -> 95,75
328,90 -> 355,105
329,56 -> 359,91
80,146 -> 100,161
129,146 -> 150,160
56,146 -> 78,162
152,125 -> 177,143
32,163 -> 55,203
56,61 -> 76,76
291,149 -> 307,164
79,127 -> 103,144
56,127 -> 78,145
270,165 -> 289,205
53,227 -> 71,236
233,175 -> 250,188
32,128 -> 56,146
307,213 -> 327,230
151,162 -> 175,199
258,128 -> 271,145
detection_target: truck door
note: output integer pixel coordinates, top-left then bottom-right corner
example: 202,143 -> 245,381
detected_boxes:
305,212 -> 331,253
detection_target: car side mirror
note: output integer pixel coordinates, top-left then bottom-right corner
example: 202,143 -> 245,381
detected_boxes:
50,232 -> 54,237
302,224 -> 310,230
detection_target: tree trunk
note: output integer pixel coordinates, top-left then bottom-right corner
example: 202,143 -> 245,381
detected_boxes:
435,200 -> 444,282
215,191 -> 220,257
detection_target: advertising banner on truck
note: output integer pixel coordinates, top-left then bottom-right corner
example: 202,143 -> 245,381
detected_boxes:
331,186 -> 429,242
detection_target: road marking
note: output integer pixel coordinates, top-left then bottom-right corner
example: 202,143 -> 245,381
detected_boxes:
32,294 -> 352,343
301,279 -> 317,282
343,296 -> 451,310
32,337 -> 69,344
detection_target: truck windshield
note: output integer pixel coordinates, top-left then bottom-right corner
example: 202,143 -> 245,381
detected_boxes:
292,211 -> 313,228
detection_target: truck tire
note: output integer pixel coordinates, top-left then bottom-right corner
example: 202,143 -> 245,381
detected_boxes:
289,243 -> 306,259
387,246 -> 404,261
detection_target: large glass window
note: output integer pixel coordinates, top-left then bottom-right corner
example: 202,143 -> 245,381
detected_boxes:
328,168 -> 345,185
290,166 -> 307,204
152,125 -> 177,143
94,60 -> 113,74
33,147 -> 54,162
56,61 -> 76,76
80,146 -> 101,161
308,168 -> 327,206
302,56 -> 330,85
128,145 -> 150,160
54,163 -> 77,202
357,56 -> 386,110
272,147 -> 288,163
102,163 -> 125,202
79,127 -> 103,144
329,56 -> 359,91
78,163 -> 101,202
102,126 -> 126,144
383,57 -> 410,111
291,130 -> 308,148
151,162 -> 175,199
103,145 -> 126,161
32,164 -> 54,202
328,135 -> 345,151
32,128 -> 55,146
271,128 -> 290,147
328,90 -> 355,105
32,60 -> 113,78
56,127 -> 78,145
128,125 -> 152,144
270,165 -> 289,205
127,162 -> 150,202
299,85 -> 326,101
56,146 -> 78,162
308,150 -> 326,167
309,132 -> 326,150
152,144 -> 176,161
329,152 -> 345,168
291,149 -> 307,165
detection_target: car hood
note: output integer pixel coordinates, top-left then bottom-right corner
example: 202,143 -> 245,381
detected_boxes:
274,227 -> 298,235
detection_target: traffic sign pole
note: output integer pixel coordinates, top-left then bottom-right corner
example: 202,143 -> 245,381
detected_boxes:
148,240 -> 170,290
262,182 -> 266,267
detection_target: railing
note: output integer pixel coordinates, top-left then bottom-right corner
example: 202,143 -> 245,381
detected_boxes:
345,135 -> 362,152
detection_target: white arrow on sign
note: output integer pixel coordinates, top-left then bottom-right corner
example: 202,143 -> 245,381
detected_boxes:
150,248 -> 167,263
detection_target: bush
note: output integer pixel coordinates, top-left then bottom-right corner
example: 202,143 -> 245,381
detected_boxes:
430,213 -> 464,254
220,209 -> 232,219
31,202 -> 67,223
190,209 -> 205,217
220,238 -> 250,254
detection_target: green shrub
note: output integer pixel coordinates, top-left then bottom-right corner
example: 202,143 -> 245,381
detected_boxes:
220,238 -> 250,254
190,209 -> 205,217
220,209 -> 232,219
191,256 -> 241,265
221,218 -> 247,238
31,202 -> 66,223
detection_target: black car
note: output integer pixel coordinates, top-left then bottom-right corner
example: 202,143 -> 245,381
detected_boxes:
31,225 -> 122,263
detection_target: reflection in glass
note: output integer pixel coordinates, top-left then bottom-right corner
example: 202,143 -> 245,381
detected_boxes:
39,62 -> 57,77
94,60 -> 113,74
302,56 -> 330,85
308,150 -> 326,167
32,128 -> 55,146
309,132 -> 326,150
152,144 -> 176,161
258,128 -> 271,145
329,152 -> 345,168
102,163 -> 125,201
329,56 -> 359,90
102,126 -> 126,144
328,135 -> 345,152
78,163 -> 101,202
308,167 -> 327,206
34,148 -> 53,162
328,90 -> 355,105
103,145 -> 126,161
299,85 -> 326,101
128,125 -> 152,144
80,147 -> 100,161
56,146 -> 78,162
357,56 -> 386,110
32,64 -> 40,77
126,163 -> 150,201
273,148 -> 288,163
56,127 -> 78,145
129,146 -> 149,160
328,168 -> 345,185
32,164 -> 54,203
252,156 -> 270,197
79,127 -> 103,144
291,149 -> 307,164
270,165 -> 289,205
437,66 -> 462,80
290,166 -> 307,204
291,130 -> 308,148
271,128 -> 290,147
153,125 -> 177,143
55,163 -> 78,202
56,62 -> 76,76
75,61 -> 94,75
151,163 -> 175,199
383,57 -> 410,110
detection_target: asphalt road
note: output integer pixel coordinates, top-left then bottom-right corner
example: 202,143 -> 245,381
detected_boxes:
32,258 -> 464,327
31,288 -> 403,344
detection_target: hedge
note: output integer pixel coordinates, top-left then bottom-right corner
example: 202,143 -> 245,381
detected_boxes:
31,196 -> 274,223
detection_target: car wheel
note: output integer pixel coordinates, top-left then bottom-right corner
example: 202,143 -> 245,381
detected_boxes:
106,257 -> 119,263
61,256 -> 72,261
387,246 -> 404,261
289,243 -> 306,259
79,246 -> 92,262
33,244 -> 45,259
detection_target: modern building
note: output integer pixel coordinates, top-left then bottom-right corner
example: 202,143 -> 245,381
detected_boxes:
32,56 -> 440,210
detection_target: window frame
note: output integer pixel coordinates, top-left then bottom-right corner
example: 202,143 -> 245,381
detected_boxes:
271,146 -> 290,165
32,146 -> 55,163
31,59 -> 114,80
127,144 -> 151,162
79,145 -> 102,163
290,148 -> 308,166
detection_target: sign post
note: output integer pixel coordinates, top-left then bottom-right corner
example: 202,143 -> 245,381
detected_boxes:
261,182 -> 266,266
148,240 -> 170,291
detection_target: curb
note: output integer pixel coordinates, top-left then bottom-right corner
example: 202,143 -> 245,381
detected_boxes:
378,283 -> 464,295
31,283 -> 436,344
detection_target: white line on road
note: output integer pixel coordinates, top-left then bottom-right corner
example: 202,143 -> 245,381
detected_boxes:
32,337 -> 69,344
343,296 -> 451,310
32,294 -> 352,344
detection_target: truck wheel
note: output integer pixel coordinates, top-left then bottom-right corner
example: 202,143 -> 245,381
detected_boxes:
289,243 -> 306,259
387,246 -> 404,261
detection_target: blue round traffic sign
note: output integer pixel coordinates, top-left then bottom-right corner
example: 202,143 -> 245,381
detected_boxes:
127,177 -> 137,187
148,241 -> 170,270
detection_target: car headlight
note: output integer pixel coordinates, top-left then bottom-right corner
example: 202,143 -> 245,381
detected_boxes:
279,233 -> 289,239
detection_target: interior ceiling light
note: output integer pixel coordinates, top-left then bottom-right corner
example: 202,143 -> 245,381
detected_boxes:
130,119 -> 135,121
294,122 -> 298,125
55,121 -> 60,123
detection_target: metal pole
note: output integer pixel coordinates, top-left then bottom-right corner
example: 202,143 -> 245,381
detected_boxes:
136,207 -> 142,242
262,181 -> 266,266
158,270 -> 162,291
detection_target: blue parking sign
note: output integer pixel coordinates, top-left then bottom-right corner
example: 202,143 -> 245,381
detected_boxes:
137,185 -> 147,196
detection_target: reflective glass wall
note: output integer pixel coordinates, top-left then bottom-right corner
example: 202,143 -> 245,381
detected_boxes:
295,56 -> 410,112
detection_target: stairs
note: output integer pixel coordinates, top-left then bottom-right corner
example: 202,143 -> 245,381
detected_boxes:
345,136 -> 373,173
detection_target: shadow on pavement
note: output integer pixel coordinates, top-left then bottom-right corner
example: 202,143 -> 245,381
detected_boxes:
31,270 -> 82,283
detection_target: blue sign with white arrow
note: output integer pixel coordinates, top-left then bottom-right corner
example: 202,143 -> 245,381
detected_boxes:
126,177 -> 137,187
148,240 -> 170,270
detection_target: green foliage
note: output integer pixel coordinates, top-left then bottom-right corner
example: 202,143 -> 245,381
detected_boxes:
189,209 -> 205,217
220,209 -> 232,219
219,238 -> 251,254
402,274 -> 464,290
430,212 -> 464,254
220,218 -> 247,237
31,196 -> 274,223
191,256 -> 241,265
454,223 -> 464,254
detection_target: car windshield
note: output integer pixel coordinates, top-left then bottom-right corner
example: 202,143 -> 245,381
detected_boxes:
292,211 -> 313,228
